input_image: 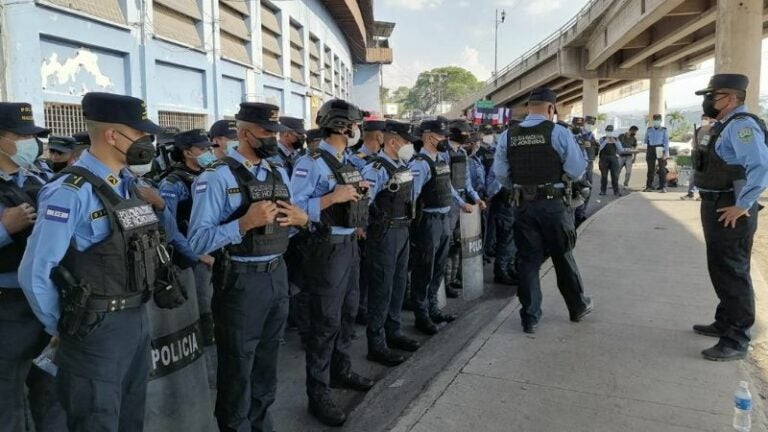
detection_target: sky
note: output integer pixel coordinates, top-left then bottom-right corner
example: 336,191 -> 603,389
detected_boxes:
375,0 -> 768,113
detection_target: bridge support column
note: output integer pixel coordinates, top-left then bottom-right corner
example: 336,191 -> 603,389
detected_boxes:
581,79 -> 599,117
649,75 -> 666,122
715,0 -> 762,109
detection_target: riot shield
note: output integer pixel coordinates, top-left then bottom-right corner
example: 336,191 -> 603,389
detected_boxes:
461,204 -> 484,301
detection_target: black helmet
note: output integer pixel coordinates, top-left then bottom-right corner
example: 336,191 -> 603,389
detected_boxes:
316,99 -> 362,130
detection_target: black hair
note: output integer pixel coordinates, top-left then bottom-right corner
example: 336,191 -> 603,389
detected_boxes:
629,125 -> 639,131
169,147 -> 185,163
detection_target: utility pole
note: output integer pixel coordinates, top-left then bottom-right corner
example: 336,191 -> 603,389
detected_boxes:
494,9 -> 506,85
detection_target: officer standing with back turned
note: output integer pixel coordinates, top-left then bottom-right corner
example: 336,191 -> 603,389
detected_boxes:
493,88 -> 593,334
691,74 -> 768,361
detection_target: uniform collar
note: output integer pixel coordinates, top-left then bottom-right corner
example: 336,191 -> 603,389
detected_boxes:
721,104 -> 749,123
360,145 -> 374,156
278,141 -> 295,157
420,147 -> 439,161
228,147 -> 268,171
320,140 -> 346,162
377,150 -> 401,167
525,114 -> 548,121
77,150 -> 132,191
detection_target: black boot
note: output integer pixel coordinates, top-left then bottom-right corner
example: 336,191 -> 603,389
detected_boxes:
415,316 -> 438,335
367,348 -> 406,367
330,371 -> 375,391
692,322 -> 724,338
445,286 -> 459,298
430,311 -> 457,324
308,392 -> 346,427
387,334 -> 421,352
701,342 -> 747,362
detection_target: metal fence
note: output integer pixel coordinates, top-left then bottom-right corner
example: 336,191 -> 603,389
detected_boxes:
158,111 -> 209,131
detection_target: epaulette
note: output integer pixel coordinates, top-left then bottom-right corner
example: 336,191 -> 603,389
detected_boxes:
62,172 -> 87,190
205,160 -> 228,171
372,159 -> 384,170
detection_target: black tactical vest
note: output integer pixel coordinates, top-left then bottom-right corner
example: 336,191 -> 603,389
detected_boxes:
448,147 -> 468,194
313,149 -> 370,228
277,147 -> 297,177
578,132 -> 597,161
59,167 -> 163,297
506,121 -> 564,185
369,157 -> 414,222
693,114 -> 764,191
600,139 -> 619,157
475,146 -> 495,173
0,173 -> 43,273
214,157 -> 291,257
414,154 -> 453,208
163,165 -> 200,236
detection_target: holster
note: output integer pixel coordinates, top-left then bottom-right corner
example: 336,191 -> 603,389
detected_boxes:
52,266 -> 92,338
211,248 -> 232,292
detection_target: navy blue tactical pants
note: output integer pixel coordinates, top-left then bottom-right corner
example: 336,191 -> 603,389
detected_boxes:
410,213 -> 451,318
491,197 -> 517,279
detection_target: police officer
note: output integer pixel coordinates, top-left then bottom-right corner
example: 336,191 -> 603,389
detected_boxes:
485,160 -> 518,285
643,113 -> 670,192
19,92 -> 180,430
691,74 -> 768,361
158,129 -> 217,345
47,135 -> 77,173
598,124 -> 622,196
618,125 -> 639,188
493,88 -> 593,334
209,119 -> 239,160
582,115 -> 598,184
361,120 -> 421,367
306,128 -> 322,152
571,116 -> 594,225
187,102 -> 308,430
291,99 -> 375,427
273,116 -> 306,175
409,119 -> 473,335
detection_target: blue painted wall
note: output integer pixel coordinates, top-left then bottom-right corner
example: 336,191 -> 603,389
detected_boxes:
352,63 -> 382,114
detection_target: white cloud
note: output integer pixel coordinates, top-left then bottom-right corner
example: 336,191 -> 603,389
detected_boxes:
383,58 -> 435,89
382,0 -> 443,10
495,0 -> 521,6
458,0 -> 470,7
454,46 -> 492,82
524,0 -> 563,15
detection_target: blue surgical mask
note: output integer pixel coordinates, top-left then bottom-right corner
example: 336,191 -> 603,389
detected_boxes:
653,121 -> 661,128
584,124 -> 594,133
226,140 -> 239,154
196,150 -> 216,167
5,138 -> 39,168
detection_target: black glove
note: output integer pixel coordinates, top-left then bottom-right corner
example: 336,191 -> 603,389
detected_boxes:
153,265 -> 188,309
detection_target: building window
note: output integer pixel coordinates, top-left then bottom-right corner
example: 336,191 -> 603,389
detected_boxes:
334,56 -> 340,97
44,102 -> 87,137
261,2 -> 282,76
219,0 -> 251,64
158,111 -> 208,131
289,21 -> 305,84
153,0 -> 203,49
45,0 -> 126,24
323,47 -> 333,94
309,34 -> 321,90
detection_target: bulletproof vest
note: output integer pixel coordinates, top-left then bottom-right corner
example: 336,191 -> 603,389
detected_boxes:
369,157 -> 414,222
312,149 -> 369,228
59,167 -> 163,297
0,173 -> 43,273
693,114 -> 764,191
580,133 -> 597,160
600,139 -> 619,157
414,154 -> 453,209
475,146 -> 495,173
215,157 -> 291,257
163,165 -> 200,236
506,121 -> 564,185
448,147 -> 468,194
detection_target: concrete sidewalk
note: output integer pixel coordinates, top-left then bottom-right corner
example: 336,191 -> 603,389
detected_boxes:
389,191 -> 768,432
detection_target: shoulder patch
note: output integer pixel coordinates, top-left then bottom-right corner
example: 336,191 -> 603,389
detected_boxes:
195,181 -> 208,194
62,174 -> 86,190
227,187 -> 241,195
90,208 -> 107,221
106,174 -> 119,186
44,205 -> 70,223
738,127 -> 754,143
294,168 -> 309,178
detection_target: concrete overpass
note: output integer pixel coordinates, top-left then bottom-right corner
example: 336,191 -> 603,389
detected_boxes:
448,0 -> 768,121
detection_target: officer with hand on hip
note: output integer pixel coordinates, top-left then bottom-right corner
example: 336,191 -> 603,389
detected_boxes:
691,74 -> 768,361
19,92 -> 182,431
644,114 -> 670,192
493,88 -> 593,334
598,124 -> 622,196
291,99 -> 375,427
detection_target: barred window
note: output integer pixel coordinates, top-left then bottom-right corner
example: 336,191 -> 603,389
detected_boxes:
324,47 -> 332,94
44,102 -> 87,137
45,0 -> 126,24
219,0 -> 251,64
309,34 -> 321,90
153,0 -> 203,48
289,21 -> 304,84
158,111 -> 208,131
261,2 -> 282,76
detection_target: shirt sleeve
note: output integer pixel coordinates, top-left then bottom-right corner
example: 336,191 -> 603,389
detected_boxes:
362,163 -> 386,201
554,125 -> 587,180
187,170 -> 242,255
159,180 -> 198,263
0,210 -> 13,248
408,158 -> 431,201
463,153 -> 481,202
492,131 -> 512,189
728,119 -> 768,209
290,156 -> 323,222
19,183 -> 84,336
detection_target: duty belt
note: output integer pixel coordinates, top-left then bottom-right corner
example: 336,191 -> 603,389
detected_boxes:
699,191 -> 734,202
231,256 -> 283,273
328,234 -> 356,244
385,218 -> 411,228
0,288 -> 27,302
87,292 -> 147,312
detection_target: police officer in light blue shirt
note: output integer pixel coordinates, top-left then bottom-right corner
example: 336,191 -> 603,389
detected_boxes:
690,74 -> 768,361
643,113 -> 670,191
271,116 -> 306,176
290,99 -> 375,427
187,102 -> 309,431
19,92 -> 178,431
493,88 -> 592,334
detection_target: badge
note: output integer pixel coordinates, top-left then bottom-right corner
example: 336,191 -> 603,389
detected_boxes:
90,208 -> 107,220
106,174 -> 119,186
243,160 -> 253,169
738,127 -> 754,143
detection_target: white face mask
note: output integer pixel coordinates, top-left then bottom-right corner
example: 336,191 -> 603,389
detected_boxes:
397,143 -> 415,162
701,119 -> 710,127
130,163 -> 152,176
584,124 -> 594,133
4,138 -> 40,168
226,140 -> 239,154
347,127 -> 361,147
482,135 -> 495,145
605,131 -> 615,138
653,121 -> 662,128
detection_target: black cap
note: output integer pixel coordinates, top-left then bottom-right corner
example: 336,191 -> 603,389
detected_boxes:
280,116 -> 306,135
480,124 -> 494,134
48,136 -> 76,153
629,125 -> 639,131
605,124 -> 615,132
82,92 -> 162,134
585,116 -> 596,124
363,120 -> 386,132
695,73 -> 749,95
527,88 -> 558,104
384,119 -> 418,142
235,102 -> 289,133
72,131 -> 90,146
448,119 -> 472,134
209,119 -> 237,139
306,128 -> 322,142
174,129 -> 212,149
652,114 -> 662,120
571,117 -> 584,126
0,103 -> 50,136
157,126 -> 180,145
419,119 -> 448,136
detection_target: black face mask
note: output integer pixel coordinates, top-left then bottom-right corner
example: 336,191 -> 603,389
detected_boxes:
702,93 -> 724,119
52,161 -> 68,173
117,131 -> 155,165
436,139 -> 450,152
248,130 -> 279,159
291,136 -> 306,151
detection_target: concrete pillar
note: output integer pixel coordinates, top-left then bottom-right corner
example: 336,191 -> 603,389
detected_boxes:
715,0 -> 762,109
649,75 -> 666,123
556,103 -> 573,120
581,78 -> 599,117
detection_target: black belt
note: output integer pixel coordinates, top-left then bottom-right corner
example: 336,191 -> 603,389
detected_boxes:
421,212 -> 448,219
231,257 -> 283,273
699,191 -> 734,202
0,288 -> 27,302
87,293 -> 147,313
328,234 -> 356,244
385,218 -> 411,228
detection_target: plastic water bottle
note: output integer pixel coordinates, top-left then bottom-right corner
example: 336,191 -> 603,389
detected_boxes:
733,381 -> 752,432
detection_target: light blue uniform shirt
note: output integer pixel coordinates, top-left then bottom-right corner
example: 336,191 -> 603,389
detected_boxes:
485,168 -> 502,199
0,169 -> 46,288
19,151 -> 173,336
290,141 -> 356,235
187,148 -> 290,262
705,105 -> 768,209
493,114 -> 587,190
158,168 -> 201,263
267,141 -> 299,176
468,153 -> 486,198
644,126 -> 670,157
348,145 -> 375,171
408,148 -> 466,214
578,130 -> 596,160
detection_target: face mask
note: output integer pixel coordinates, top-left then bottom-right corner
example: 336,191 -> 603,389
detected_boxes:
584,124 -> 594,133
347,127 -> 361,147
652,120 -> 662,128
116,132 -> 155,165
226,140 -> 239,153
195,151 -> 216,168
292,137 -> 306,151
4,138 -> 40,168
436,139 -> 450,152
482,135 -> 495,145
605,131 -> 615,138
702,94 -> 723,119
397,143 -> 415,161
248,132 -> 279,159
130,163 -> 152,176
52,161 -> 68,173
701,119 -> 710,127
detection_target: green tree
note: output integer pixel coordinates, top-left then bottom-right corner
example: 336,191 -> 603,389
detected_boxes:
403,66 -> 483,114
391,86 -> 411,104
595,113 -> 608,130
667,110 -> 685,129
380,87 -> 391,103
